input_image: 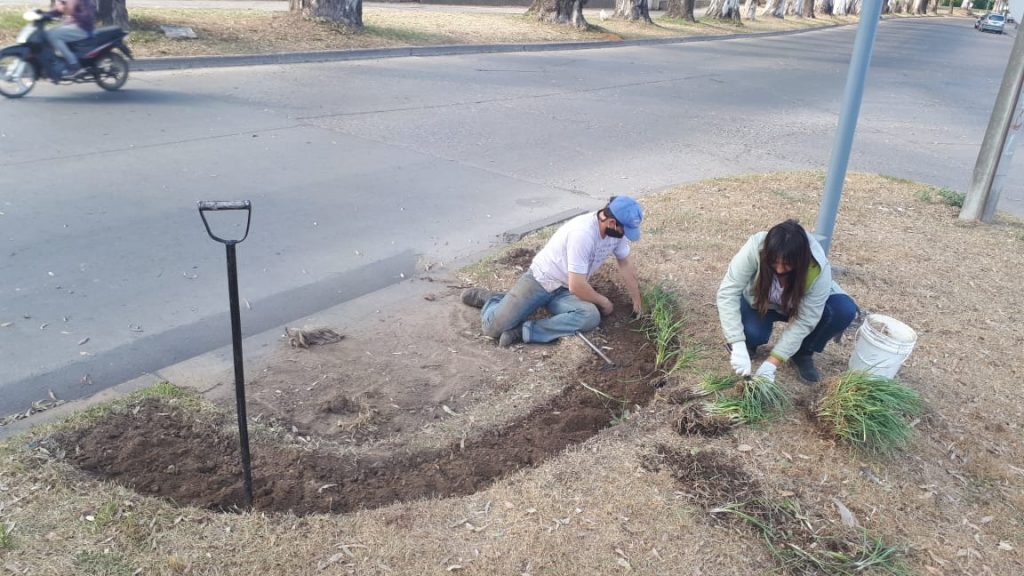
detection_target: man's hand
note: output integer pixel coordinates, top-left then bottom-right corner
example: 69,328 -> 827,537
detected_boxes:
598,297 -> 614,317
730,345 -> 751,377
755,361 -> 777,382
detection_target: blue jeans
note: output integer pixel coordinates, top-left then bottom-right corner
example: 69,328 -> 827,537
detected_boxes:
481,272 -> 601,343
46,25 -> 88,67
740,294 -> 858,356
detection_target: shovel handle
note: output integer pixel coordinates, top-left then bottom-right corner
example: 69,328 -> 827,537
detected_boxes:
198,201 -> 250,211
198,200 -> 252,245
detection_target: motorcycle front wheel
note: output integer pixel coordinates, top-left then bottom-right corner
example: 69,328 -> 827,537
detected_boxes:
94,52 -> 128,92
0,54 -> 37,99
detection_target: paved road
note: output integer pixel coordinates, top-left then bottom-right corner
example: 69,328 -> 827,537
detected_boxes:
0,17 -> 1018,414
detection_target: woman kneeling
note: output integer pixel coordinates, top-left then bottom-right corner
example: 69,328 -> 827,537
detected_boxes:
717,219 -> 858,383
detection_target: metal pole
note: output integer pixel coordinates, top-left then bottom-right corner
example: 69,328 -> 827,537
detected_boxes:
815,0 -> 884,254
226,243 -> 254,509
960,25 -> 1024,222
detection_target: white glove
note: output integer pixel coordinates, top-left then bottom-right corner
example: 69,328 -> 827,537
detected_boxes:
755,361 -> 777,382
730,344 -> 751,377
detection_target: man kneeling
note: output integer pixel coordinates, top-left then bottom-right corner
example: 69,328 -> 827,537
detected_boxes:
462,196 -> 644,347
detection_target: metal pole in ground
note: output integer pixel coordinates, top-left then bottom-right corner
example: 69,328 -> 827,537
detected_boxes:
960,25 -> 1024,222
198,201 -> 254,510
814,0 -> 884,254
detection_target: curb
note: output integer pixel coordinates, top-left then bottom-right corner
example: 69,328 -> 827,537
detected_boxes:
132,23 -> 845,71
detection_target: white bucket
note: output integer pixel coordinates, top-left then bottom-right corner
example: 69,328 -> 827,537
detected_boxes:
848,314 -> 918,379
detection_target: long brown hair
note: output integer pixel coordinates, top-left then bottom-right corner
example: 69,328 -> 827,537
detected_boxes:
753,219 -> 811,318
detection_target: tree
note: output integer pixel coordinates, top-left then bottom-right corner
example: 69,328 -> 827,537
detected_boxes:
614,0 -> 653,23
816,0 -> 834,15
528,0 -> 589,29
705,0 -> 742,20
96,0 -> 128,29
802,0 -> 815,17
666,0 -> 697,21
291,0 -> 362,29
763,0 -> 785,16
744,0 -> 759,19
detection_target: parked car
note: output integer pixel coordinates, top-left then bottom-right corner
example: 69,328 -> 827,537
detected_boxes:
977,13 -> 1006,34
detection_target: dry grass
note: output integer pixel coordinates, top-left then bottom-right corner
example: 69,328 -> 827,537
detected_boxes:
2,173 -> 1023,574
0,5 -> 877,59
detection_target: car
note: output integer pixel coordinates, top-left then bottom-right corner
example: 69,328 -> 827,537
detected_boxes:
978,13 -> 1006,34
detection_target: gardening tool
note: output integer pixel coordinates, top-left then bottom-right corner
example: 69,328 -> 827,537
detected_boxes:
575,331 -> 616,370
198,200 -> 254,509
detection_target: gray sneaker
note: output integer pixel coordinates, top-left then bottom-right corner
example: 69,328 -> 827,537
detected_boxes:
498,328 -> 522,348
461,288 -> 494,309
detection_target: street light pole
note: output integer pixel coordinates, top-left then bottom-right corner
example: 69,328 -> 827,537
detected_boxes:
815,0 -> 885,253
960,23 -> 1024,222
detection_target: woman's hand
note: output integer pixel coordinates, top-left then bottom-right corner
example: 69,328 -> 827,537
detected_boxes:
730,344 -> 751,377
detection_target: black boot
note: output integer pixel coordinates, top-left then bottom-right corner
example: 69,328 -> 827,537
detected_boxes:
498,328 -> 522,348
790,352 -> 821,383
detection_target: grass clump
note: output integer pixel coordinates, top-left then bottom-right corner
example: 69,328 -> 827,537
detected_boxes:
936,187 -> 965,207
707,376 -> 789,424
816,371 -> 923,454
713,499 -> 909,575
640,283 -> 696,374
0,522 -> 13,550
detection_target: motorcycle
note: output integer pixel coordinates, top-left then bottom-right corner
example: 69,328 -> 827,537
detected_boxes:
0,10 -> 133,99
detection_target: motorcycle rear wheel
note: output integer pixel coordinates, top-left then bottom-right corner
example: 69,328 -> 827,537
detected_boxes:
94,52 -> 128,92
0,54 -> 37,99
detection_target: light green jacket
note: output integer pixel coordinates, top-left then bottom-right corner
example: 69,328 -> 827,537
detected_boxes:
716,230 -> 844,362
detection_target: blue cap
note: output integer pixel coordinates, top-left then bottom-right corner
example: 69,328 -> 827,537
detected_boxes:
607,196 -> 643,241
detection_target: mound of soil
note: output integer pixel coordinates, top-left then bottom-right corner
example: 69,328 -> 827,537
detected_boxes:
55,305 -> 658,515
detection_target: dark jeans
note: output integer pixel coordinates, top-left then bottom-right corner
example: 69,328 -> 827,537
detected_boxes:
739,294 -> 858,356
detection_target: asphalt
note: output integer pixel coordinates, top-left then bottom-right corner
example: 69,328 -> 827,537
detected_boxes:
0,0 -> 855,71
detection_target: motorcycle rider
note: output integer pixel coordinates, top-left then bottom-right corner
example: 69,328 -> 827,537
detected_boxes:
45,0 -> 95,77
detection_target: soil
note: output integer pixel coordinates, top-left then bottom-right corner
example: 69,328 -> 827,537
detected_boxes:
54,282 -> 659,515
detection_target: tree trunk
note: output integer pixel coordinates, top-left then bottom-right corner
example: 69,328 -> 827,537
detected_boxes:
785,0 -> 799,16
291,0 -> 362,28
763,0 -> 785,16
666,0 -> 697,21
96,0 -> 129,28
911,0 -> 927,13
744,0 -> 759,19
528,0 -> 589,28
847,0 -> 861,14
614,0 -> 653,22
929,0 -> 938,13
816,0 -> 833,15
802,0 -> 815,17
704,0 -> 742,19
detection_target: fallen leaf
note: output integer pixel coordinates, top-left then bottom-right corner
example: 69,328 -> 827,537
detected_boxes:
317,484 -> 337,494
999,541 -> 1013,551
736,444 -> 753,452
980,516 -> 994,524
442,405 -> 461,417
78,337 -> 90,346
832,498 -> 859,528
0,322 -> 12,328
446,565 -> 463,572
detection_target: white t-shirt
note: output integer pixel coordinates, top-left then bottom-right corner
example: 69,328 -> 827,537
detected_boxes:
529,212 -> 631,292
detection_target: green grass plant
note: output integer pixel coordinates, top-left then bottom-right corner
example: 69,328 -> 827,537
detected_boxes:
936,187 -> 965,207
707,376 -> 789,424
0,522 -> 13,550
816,370 -> 923,454
640,283 -> 694,374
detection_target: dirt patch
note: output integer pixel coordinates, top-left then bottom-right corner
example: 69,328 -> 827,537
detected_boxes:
55,296 -> 657,515
672,403 -> 735,437
496,246 -> 537,272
